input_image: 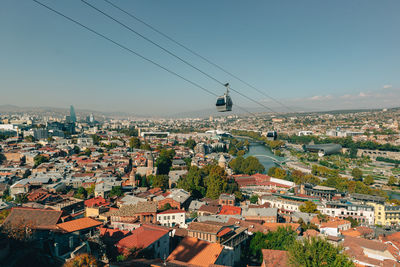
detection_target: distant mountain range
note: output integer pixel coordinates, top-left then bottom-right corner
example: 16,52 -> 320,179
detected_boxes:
0,104 -> 397,119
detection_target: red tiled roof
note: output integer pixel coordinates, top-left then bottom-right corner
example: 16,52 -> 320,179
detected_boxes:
167,236 -> 223,267
261,249 -> 289,267
218,205 -> 241,215
158,209 -> 185,215
3,207 -> 62,230
216,227 -> 231,237
57,217 -> 102,233
116,225 -> 169,252
84,196 -> 110,207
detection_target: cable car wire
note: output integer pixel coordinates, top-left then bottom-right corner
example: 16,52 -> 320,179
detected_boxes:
81,0 -> 278,114
32,0 -> 256,117
103,0 -> 295,113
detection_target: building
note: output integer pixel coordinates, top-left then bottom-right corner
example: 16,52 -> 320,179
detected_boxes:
369,202 -> 400,226
167,236 -> 228,267
116,224 -> 170,259
157,209 -> 186,228
303,143 -> 342,156
219,193 -> 235,206
300,184 -> 338,201
321,201 -> 375,225
109,202 -> 157,225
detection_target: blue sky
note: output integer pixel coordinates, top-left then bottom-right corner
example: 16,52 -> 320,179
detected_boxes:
1,0 -> 399,115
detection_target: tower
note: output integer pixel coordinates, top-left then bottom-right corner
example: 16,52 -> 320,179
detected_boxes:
70,105 -> 77,123
218,155 -> 226,169
146,152 -> 154,168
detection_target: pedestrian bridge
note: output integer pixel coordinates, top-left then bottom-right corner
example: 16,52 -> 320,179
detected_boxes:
251,154 -> 290,166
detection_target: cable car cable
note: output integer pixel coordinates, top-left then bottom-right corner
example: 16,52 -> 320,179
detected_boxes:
81,0 -> 278,114
103,0 -> 295,113
32,0 -> 256,117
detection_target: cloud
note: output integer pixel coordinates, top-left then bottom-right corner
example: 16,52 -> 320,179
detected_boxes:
340,94 -> 352,99
309,95 -> 333,101
383,84 -> 392,89
359,92 -> 367,97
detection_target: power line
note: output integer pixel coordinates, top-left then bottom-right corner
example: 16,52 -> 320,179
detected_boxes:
103,0 -> 295,113
31,0 -> 256,117
81,0 -> 278,114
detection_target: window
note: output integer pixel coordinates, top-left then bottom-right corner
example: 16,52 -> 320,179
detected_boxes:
172,216 -> 175,220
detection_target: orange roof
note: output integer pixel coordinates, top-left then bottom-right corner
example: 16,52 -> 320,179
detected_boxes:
218,205 -> 241,215
261,249 -> 289,267
342,229 -> 362,237
167,236 -> 223,267
217,227 -> 232,237
116,225 -> 169,252
84,196 -> 110,207
320,218 -> 351,228
57,217 -> 102,233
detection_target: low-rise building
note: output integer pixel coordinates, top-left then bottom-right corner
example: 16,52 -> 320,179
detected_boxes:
157,209 -> 186,228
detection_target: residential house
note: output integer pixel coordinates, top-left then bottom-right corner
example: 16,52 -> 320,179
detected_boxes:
157,209 -> 186,228
116,224 -> 170,259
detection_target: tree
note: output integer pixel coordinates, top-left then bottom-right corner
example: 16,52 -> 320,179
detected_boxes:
0,153 -> 5,164
156,149 -> 175,175
268,167 -> 277,177
72,146 -> 81,155
250,227 -> 297,263
185,139 -> 196,150
273,167 -> 287,179
151,175 -> 169,190
288,237 -> 354,267
346,217 -> 359,228
84,148 -> 91,157
229,156 -> 265,175
351,168 -> 363,181
74,187 -> 87,199
299,201 -> 319,214
63,253 -> 98,267
15,194 -> 28,204
363,175 -> 374,186
91,134 -> 101,145
205,174 -> 227,199
25,135 -> 35,142
388,176 -> 398,186
250,194 -> 259,204
110,186 -> 123,197
34,154 -> 49,167
129,137 -> 141,149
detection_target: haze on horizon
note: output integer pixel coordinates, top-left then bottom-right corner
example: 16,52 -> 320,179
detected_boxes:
1,0 -> 399,116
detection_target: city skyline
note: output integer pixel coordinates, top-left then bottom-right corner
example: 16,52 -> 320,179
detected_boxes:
1,0 -> 399,114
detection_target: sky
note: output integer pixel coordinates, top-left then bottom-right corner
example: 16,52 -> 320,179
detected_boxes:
0,0 -> 399,116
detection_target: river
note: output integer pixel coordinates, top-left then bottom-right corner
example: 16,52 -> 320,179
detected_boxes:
244,140 -> 284,173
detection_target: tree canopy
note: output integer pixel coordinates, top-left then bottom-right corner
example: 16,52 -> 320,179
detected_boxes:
288,237 -> 354,267
229,156 -> 265,175
299,201 -> 319,214
249,227 -> 297,263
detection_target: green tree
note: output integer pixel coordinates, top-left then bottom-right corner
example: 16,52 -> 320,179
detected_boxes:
205,174 -> 227,199
74,187 -> 87,199
268,166 -> 277,177
229,156 -> 264,175
91,134 -> 101,145
288,237 -> 354,267
250,194 -> 259,204
299,201 -> 319,214
156,149 -> 175,175
351,168 -> 363,181
72,146 -> 80,155
84,148 -> 91,157
185,139 -> 196,150
346,217 -> 359,228
34,155 -> 49,167
274,167 -> 287,179
129,137 -> 141,149
363,175 -> 374,186
388,176 -> 398,186
250,227 -> 297,263
151,175 -> 169,189
109,186 -> 123,197
0,153 -> 5,164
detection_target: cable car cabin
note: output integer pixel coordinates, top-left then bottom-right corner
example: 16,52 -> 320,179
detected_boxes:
216,95 -> 233,112
216,83 -> 233,112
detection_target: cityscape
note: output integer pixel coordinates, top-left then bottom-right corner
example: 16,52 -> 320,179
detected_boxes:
1,1 -> 400,267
